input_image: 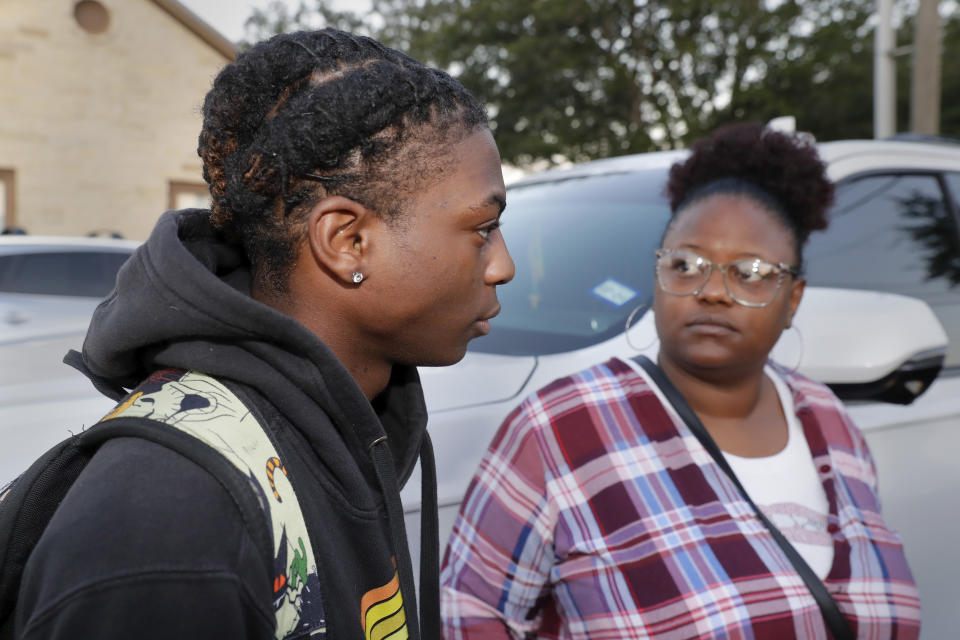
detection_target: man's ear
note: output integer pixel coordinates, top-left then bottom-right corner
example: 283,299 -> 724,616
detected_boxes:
304,196 -> 373,285
786,277 -> 806,328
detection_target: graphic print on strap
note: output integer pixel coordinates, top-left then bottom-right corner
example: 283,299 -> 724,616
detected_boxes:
103,369 -> 326,639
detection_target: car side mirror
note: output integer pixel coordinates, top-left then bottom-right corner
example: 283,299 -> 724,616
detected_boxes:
773,288 -> 948,405
826,348 -> 944,405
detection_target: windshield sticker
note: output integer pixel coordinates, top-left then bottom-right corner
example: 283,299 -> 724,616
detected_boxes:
591,278 -> 638,308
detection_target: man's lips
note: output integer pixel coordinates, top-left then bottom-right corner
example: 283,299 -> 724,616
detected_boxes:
475,305 -> 501,335
480,305 -> 501,323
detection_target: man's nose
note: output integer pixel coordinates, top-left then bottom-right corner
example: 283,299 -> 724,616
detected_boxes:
485,231 -> 515,286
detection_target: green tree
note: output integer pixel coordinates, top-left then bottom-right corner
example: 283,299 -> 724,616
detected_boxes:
372,0 -> 815,164
718,0 -> 875,140
242,0 -> 958,165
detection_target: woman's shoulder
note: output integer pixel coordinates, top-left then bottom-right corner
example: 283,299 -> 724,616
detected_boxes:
767,361 -> 873,457
502,357 -> 660,432
528,356 -> 653,404
767,361 -> 848,412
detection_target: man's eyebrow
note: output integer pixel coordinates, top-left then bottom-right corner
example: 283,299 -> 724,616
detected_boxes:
469,193 -> 507,216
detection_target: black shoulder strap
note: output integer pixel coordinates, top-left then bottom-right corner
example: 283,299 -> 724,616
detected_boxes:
631,355 -> 854,640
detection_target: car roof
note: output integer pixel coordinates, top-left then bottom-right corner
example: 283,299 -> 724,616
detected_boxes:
510,149 -> 684,186
509,137 -> 960,187
0,235 -> 141,254
817,138 -> 960,173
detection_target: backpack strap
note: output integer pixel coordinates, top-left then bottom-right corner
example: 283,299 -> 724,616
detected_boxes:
0,437 -> 94,639
99,370 -> 322,640
0,418 -> 274,640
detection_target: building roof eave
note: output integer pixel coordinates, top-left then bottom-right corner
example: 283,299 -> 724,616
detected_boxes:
148,0 -> 238,61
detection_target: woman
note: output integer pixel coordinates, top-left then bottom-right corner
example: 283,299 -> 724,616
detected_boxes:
440,123 -> 920,638
14,29 -> 513,639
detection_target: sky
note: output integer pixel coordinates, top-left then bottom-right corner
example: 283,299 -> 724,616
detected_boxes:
181,0 -> 302,42
181,0 -> 368,43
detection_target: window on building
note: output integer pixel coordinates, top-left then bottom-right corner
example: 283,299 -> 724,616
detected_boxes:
169,181 -> 212,211
74,1 -> 110,34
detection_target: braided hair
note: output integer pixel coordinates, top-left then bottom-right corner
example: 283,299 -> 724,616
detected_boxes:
198,29 -> 488,293
665,122 -> 834,273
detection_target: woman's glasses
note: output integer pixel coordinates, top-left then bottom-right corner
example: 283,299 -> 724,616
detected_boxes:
655,248 -> 798,308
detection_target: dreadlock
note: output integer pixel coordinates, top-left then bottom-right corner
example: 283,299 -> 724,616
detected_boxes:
198,29 -> 488,293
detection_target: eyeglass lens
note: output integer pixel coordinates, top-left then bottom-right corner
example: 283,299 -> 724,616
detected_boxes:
656,249 -> 786,306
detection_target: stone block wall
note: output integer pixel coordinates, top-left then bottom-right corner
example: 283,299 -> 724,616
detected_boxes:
0,0 -> 233,238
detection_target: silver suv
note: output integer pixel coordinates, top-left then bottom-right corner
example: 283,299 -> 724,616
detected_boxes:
406,137 -> 960,638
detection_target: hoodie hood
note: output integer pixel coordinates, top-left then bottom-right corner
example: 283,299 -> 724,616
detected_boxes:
79,209 -> 427,495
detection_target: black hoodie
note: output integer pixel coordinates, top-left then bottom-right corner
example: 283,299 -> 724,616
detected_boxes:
15,210 -> 437,640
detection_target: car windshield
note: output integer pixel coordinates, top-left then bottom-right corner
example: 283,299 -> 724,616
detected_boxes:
470,169 -> 671,355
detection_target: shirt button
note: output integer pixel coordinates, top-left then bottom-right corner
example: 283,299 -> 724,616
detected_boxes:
819,464 -> 832,474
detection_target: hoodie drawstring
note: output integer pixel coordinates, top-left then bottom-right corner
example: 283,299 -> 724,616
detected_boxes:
370,434 -> 440,640
418,432 -> 440,639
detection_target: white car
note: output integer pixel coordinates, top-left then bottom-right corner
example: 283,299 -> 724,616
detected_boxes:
403,137 -> 960,638
0,236 -> 139,485
0,236 -> 139,345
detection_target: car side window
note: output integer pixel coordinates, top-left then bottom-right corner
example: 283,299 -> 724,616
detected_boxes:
0,251 -> 129,298
943,171 -> 960,215
804,173 -> 960,368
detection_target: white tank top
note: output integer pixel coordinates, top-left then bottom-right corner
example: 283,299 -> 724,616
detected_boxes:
724,367 -> 834,579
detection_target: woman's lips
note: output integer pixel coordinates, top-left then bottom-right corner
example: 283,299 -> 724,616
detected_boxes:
685,314 -> 737,334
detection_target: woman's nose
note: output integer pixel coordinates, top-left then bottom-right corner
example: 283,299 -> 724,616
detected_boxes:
696,266 -> 733,303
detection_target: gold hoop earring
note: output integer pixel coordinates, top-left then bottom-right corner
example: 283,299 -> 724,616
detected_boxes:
624,304 -> 658,352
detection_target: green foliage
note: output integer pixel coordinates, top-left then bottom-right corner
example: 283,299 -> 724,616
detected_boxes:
242,0 -> 960,165
241,1 -> 369,49
721,0 -> 876,141
372,0 -> 819,164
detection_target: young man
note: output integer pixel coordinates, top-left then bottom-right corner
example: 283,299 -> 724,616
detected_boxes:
13,28 -> 513,640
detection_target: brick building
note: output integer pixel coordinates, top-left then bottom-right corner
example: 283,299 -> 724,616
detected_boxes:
0,0 -> 236,238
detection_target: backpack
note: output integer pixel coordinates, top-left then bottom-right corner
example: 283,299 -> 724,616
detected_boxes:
0,369 -> 321,640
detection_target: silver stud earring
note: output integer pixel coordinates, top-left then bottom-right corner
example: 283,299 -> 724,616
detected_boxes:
351,271 -> 364,284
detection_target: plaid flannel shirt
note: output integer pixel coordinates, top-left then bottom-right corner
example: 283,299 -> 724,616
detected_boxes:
440,357 -> 921,639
